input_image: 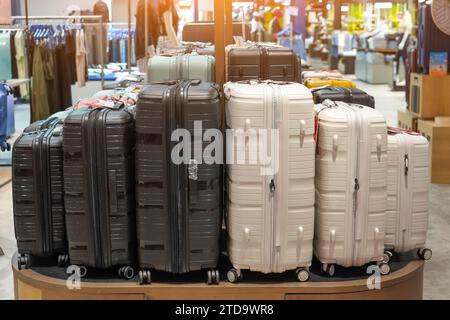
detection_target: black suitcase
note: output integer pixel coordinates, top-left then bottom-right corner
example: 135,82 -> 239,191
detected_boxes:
13,116 -> 68,269
226,45 -> 301,83
135,80 -> 223,285
417,3 -> 450,74
312,86 -> 375,109
63,103 -> 136,278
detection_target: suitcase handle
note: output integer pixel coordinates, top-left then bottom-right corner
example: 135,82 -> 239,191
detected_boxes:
40,117 -> 59,130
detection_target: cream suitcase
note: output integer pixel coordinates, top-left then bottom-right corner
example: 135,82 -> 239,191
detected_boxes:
315,101 -> 390,276
225,81 -> 315,283
385,129 -> 432,261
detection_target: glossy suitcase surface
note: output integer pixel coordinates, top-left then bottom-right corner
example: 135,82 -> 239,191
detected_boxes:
13,116 -> 67,268
417,4 -> 450,74
386,130 -> 431,256
63,105 -> 135,270
225,81 -> 315,281
315,102 -> 388,272
225,44 -> 301,83
136,81 -> 222,281
304,78 -> 356,89
312,87 -> 375,109
147,54 -> 215,83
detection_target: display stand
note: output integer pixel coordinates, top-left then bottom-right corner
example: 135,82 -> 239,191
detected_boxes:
12,253 -> 424,300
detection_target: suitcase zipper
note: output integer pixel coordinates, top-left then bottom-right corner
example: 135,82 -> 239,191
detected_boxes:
352,107 -> 362,266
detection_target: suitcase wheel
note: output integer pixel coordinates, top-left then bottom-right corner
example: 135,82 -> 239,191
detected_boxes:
17,254 -> 31,270
207,270 -> 220,285
321,263 -> 335,277
296,268 -> 310,282
378,262 -> 391,276
0,142 -> 10,152
57,254 -> 70,268
138,270 -> 151,285
226,268 -> 242,284
418,248 -> 432,261
118,266 -> 135,280
383,250 -> 393,264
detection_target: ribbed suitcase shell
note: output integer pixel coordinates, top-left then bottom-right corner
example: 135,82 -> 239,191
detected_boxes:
13,118 -> 67,258
312,87 -> 375,109
136,81 -> 222,274
386,131 -> 429,252
225,44 -> 301,83
63,106 -> 135,269
225,81 -> 315,274
315,102 -> 387,267
417,4 -> 450,74
147,54 -> 215,83
305,78 -> 356,89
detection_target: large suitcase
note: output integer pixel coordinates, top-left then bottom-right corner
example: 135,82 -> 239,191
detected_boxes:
147,53 -> 215,84
135,80 -> 223,285
63,102 -> 136,277
304,78 -> 356,89
417,3 -> 450,74
312,86 -> 375,109
225,43 -> 301,83
13,115 -> 68,270
385,128 -> 432,261
315,101 -> 389,277
225,80 -> 315,283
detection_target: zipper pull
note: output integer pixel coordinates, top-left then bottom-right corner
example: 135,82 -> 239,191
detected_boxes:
404,154 -> 409,176
354,178 -> 360,192
270,179 -> 276,194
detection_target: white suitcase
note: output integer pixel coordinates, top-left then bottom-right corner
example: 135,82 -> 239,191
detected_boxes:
147,53 -> 215,83
385,128 -> 432,261
315,101 -> 390,276
225,80 -> 315,283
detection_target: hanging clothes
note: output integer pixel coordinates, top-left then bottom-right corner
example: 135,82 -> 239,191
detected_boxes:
15,30 -> 30,98
135,0 -> 159,61
0,32 -> 12,81
32,45 -> 50,121
76,29 -> 87,87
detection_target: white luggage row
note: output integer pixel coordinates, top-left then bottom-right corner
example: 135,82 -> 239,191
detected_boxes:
224,81 -> 431,283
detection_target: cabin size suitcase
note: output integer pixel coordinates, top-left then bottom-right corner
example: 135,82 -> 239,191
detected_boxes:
417,3 -> 450,74
225,80 -> 315,283
135,80 -> 223,285
385,128 -> 432,261
225,43 -> 301,83
315,101 -> 389,277
312,87 -> 375,109
63,102 -> 136,278
304,78 -> 356,89
147,53 -> 215,84
13,115 -> 68,270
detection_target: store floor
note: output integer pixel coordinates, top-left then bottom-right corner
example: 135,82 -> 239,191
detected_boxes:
0,80 -> 449,300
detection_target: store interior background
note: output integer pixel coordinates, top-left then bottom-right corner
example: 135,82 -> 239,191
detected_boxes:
0,0 -> 449,300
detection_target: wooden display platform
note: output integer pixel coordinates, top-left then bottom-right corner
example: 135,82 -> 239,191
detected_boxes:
12,253 -> 424,300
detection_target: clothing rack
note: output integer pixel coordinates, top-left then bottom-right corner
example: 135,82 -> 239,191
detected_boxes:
12,15 -> 106,88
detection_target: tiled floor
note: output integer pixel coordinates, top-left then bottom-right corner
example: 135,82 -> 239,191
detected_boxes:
0,78 -> 449,300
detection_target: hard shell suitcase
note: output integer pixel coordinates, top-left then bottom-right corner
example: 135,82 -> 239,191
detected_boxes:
135,80 -> 223,285
225,43 -> 301,83
417,3 -> 450,74
312,87 -> 375,109
147,53 -> 215,84
304,78 -> 356,89
63,102 -> 136,276
315,101 -> 389,276
302,70 -> 343,81
385,128 -> 432,261
13,115 -> 68,269
225,80 -> 315,283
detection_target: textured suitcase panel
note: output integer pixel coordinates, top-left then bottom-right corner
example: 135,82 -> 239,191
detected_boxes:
312,87 -> 375,109
64,107 -> 135,269
225,81 -> 315,274
148,54 -> 215,83
386,133 -> 429,252
136,81 -> 222,273
13,120 -> 66,257
315,102 -> 387,267
226,45 -> 301,83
